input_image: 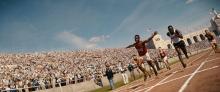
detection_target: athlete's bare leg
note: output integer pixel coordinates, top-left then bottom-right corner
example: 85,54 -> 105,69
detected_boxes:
180,45 -> 189,59
136,68 -> 141,76
175,47 -> 186,68
211,42 -> 218,52
133,56 -> 151,81
147,60 -> 158,76
138,66 -> 151,81
165,60 -> 171,70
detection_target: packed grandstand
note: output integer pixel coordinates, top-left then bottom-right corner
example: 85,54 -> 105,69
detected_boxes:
0,39 -> 215,92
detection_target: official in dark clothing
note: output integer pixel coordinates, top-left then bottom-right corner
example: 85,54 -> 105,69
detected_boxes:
105,62 -> 115,90
128,62 -> 135,80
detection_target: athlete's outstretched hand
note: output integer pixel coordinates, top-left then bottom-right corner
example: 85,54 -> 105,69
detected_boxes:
152,31 -> 158,36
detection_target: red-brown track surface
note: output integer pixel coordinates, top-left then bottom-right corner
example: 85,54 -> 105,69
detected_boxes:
112,50 -> 220,92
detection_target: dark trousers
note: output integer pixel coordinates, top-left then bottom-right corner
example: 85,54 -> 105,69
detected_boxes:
173,40 -> 189,59
138,65 -> 150,81
147,61 -> 158,76
173,40 -> 188,68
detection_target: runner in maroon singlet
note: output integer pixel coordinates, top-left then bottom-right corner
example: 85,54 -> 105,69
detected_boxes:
158,47 -> 171,70
127,31 -> 158,76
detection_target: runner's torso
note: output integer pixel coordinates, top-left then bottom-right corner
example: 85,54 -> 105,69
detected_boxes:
135,41 -> 147,56
159,50 -> 166,58
170,30 -> 182,44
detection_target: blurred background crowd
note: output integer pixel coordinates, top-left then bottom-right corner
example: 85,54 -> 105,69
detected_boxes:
0,39 -> 215,92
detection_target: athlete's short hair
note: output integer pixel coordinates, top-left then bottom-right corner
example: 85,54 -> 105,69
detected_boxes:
135,35 -> 140,39
168,25 -> 173,30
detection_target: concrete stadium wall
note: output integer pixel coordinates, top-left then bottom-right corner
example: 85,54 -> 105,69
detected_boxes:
33,71 -> 139,92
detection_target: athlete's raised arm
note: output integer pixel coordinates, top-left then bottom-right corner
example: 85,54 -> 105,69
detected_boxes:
126,43 -> 135,48
143,31 -> 157,43
175,29 -> 183,39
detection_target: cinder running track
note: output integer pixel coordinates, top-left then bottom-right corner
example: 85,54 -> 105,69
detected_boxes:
112,50 -> 220,92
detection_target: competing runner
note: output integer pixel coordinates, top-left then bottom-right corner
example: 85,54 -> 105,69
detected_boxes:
127,32 -> 158,76
133,55 -> 151,81
167,25 -> 188,68
158,47 -> 171,70
205,30 -> 218,52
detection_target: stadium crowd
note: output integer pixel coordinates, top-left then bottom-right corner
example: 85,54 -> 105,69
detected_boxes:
0,39 -> 214,92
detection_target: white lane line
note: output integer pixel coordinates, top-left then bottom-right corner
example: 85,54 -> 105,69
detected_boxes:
205,58 -> 220,63
188,50 -> 210,65
135,71 -> 176,92
176,58 -> 220,73
116,52 -> 219,92
178,51 -> 212,92
147,57 -> 220,91
178,62 -> 205,92
171,51 -> 209,72
127,79 -> 155,92
128,79 -> 155,89
134,86 -> 150,92
170,57 -> 220,77
137,65 -> 219,92
159,66 -> 219,86
132,54 -> 218,92
114,79 -> 155,92
134,66 -> 197,92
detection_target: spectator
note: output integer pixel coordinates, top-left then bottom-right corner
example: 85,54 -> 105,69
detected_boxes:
127,62 -> 135,80
94,72 -> 103,87
0,40 -> 214,91
105,62 -> 115,90
118,61 -> 129,85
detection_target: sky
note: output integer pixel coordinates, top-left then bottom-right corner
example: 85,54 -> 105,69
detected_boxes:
0,0 -> 219,52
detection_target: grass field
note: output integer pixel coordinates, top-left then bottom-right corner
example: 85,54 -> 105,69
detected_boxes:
90,75 -> 144,92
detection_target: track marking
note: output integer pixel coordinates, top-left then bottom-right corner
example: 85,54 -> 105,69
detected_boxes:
188,50 -> 211,65
178,62 -> 205,92
178,51 -> 212,92
175,58 -> 220,73
119,57 -> 220,92
170,51 -> 209,72
128,79 -> 155,89
134,87 -> 150,92
115,52 -> 219,92
157,66 -> 219,86
206,57 -> 220,62
113,79 -> 155,92
142,51 -> 210,92
134,71 -> 177,92
130,78 -> 158,92
135,51 -> 214,92
145,71 -> 177,92
134,65 -> 219,92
